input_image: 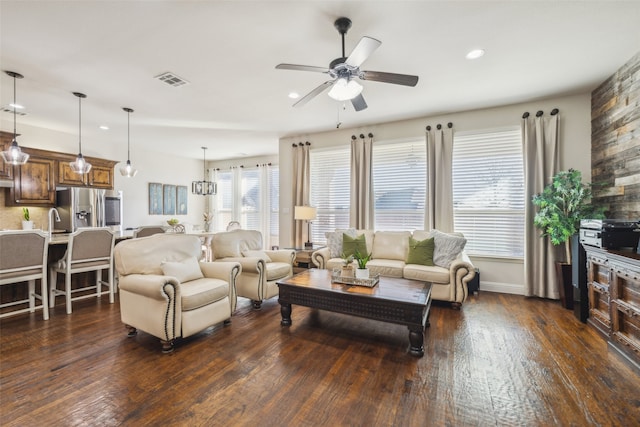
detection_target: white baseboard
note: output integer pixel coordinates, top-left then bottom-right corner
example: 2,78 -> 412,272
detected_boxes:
477,281 -> 524,295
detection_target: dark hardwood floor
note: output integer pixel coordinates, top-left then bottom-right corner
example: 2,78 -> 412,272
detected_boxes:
1,289 -> 639,426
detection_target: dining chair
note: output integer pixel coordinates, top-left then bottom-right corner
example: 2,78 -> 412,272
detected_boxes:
226,221 -> 241,231
50,227 -> 115,314
0,230 -> 50,320
133,226 -> 166,238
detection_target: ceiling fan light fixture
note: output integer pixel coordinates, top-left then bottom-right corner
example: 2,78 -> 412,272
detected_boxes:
2,71 -> 29,165
327,78 -> 363,101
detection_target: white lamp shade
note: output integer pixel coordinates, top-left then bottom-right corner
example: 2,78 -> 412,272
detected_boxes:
294,206 -> 317,221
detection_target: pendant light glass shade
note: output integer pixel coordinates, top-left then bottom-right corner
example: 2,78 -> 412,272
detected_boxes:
119,107 -> 138,177
192,147 -> 217,195
1,71 -> 29,165
70,92 -> 92,174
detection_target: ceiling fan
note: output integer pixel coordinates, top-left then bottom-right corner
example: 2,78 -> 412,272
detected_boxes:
276,17 -> 419,112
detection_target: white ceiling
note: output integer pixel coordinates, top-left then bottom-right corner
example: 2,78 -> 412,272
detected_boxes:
1,1 -> 639,161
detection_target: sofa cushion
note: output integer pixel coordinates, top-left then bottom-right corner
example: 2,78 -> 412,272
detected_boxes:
406,237 -> 435,266
343,233 -> 368,258
161,257 -> 204,283
412,230 -> 434,241
372,231 -> 411,261
242,250 -> 272,263
325,228 -> 356,258
356,230 -> 376,254
266,262 -> 291,281
403,264 -> 450,284
212,230 -> 263,259
180,277 -> 229,311
432,230 -> 467,268
367,259 -> 405,278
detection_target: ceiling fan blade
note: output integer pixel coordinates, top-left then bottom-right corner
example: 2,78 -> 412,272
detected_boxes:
361,70 -> 419,87
276,64 -> 330,73
351,93 -> 368,112
345,36 -> 381,68
293,80 -> 335,107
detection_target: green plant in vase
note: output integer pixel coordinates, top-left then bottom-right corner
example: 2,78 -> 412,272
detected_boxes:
340,253 -> 355,277
532,169 -> 605,264
353,250 -> 372,279
22,208 -> 30,221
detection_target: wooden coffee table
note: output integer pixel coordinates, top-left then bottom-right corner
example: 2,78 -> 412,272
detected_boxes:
277,269 -> 432,357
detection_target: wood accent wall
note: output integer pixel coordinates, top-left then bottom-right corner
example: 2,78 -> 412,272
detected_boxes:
591,51 -> 640,219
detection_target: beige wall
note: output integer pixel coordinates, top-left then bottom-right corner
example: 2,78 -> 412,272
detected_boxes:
278,92 -> 593,294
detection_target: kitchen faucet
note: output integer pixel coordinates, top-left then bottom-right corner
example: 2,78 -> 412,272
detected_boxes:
48,208 -> 61,238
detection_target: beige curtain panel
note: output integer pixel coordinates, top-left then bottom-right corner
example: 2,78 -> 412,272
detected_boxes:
292,142 -> 311,248
426,124 -> 454,232
350,133 -> 374,229
522,111 -> 560,299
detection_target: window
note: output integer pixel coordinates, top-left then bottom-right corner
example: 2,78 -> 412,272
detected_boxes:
310,147 -> 350,243
372,140 -> 426,231
213,165 -> 279,246
452,127 -> 524,258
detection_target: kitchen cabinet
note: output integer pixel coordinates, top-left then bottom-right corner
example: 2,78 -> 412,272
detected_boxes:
0,131 -> 14,180
7,154 -> 56,206
58,157 -> 116,189
3,143 -> 117,207
585,245 -> 640,372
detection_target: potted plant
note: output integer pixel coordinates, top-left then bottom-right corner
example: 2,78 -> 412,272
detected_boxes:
340,253 -> 355,277
21,208 -> 33,230
532,169 -> 605,308
353,250 -> 372,279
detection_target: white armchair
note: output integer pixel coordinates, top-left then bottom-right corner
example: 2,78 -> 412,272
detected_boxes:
212,230 -> 295,309
114,234 -> 241,353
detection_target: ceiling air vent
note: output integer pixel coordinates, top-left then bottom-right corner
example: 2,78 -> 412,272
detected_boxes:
1,105 -> 26,116
154,72 -> 190,87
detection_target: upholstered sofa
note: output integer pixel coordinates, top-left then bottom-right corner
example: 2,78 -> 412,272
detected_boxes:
312,229 -> 476,308
211,230 -> 295,309
114,234 -> 241,352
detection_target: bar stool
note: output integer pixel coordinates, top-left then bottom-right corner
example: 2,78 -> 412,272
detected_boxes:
0,230 -> 49,320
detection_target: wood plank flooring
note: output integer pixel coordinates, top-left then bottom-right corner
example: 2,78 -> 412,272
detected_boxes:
1,290 -> 639,426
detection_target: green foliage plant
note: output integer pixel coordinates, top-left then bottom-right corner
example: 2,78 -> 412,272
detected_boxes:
354,250 -> 372,269
532,169 -> 605,264
22,208 -> 30,221
340,253 -> 354,266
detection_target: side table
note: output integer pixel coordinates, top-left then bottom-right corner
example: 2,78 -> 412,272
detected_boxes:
286,245 -> 325,273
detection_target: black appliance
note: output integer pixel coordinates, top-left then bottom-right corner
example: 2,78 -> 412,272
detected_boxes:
579,219 -> 640,249
572,236 -> 588,322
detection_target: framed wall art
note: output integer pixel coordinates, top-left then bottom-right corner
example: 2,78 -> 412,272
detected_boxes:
148,182 -> 163,215
163,184 -> 176,215
177,185 -> 188,215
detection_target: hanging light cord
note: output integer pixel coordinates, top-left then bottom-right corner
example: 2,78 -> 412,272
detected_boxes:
78,95 -> 83,154
203,147 -> 207,180
127,110 -> 131,160
12,74 -> 17,138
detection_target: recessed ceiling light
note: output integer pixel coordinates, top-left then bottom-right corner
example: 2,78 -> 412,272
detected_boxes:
99,125 -> 109,130
9,103 -> 24,109
466,49 -> 485,60
288,92 -> 300,99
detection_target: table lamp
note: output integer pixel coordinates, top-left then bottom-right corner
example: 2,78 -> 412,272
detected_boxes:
294,206 -> 317,249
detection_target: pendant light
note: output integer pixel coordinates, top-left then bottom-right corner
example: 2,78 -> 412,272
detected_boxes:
119,107 -> 137,177
1,71 -> 29,165
69,92 -> 92,174
192,147 -> 216,195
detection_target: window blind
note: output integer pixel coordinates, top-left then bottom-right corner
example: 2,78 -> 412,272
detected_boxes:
452,127 -> 524,258
310,147 -> 350,243
372,141 -> 426,231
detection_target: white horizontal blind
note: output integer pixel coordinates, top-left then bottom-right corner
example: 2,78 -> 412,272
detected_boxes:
269,166 -> 280,247
452,127 -> 524,258
241,168 -> 260,230
310,147 -> 351,244
213,170 -> 233,231
372,140 -> 427,231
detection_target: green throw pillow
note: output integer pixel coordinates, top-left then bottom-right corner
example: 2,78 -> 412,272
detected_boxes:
406,237 -> 435,266
342,233 -> 367,258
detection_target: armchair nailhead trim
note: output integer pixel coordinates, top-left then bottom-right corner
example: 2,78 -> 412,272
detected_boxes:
162,282 -> 177,342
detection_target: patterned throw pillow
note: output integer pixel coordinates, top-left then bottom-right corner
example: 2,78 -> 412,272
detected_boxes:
432,230 -> 467,268
325,228 -> 356,258
406,237 -> 435,266
342,233 -> 367,258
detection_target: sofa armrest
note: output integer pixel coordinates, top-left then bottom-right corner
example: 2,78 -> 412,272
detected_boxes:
215,256 -> 265,275
200,261 -> 241,312
312,247 -> 331,269
265,249 -> 296,265
118,274 -> 180,300
449,251 -> 476,303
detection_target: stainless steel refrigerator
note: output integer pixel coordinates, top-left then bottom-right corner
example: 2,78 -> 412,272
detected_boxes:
55,187 -> 123,233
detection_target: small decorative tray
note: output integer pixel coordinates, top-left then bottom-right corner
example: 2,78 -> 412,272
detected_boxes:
331,270 -> 380,288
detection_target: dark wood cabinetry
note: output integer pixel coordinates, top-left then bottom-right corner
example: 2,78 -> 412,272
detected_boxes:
7,155 -> 56,206
1,130 -> 117,207
585,246 -> 640,371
